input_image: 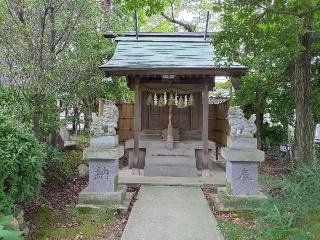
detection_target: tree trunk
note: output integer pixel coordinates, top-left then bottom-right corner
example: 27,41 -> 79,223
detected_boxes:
256,111 -> 263,150
293,18 -> 315,164
254,71 -> 263,150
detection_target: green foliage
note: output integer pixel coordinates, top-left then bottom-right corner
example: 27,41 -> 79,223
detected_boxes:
251,165 -> 320,239
215,80 -> 232,90
115,0 -> 169,15
0,215 -> 23,240
0,108 -> 45,214
262,123 -> 287,147
44,147 -> 78,185
218,221 -> 246,240
0,85 -> 33,128
316,144 -> 320,161
0,80 -> 60,139
1,0 -> 134,137
211,0 -> 320,158
220,165 -> 320,239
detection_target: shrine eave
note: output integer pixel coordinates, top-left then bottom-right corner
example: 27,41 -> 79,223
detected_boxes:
100,66 -> 246,77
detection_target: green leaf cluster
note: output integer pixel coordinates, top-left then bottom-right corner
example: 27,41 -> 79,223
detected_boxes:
251,165 -> 320,239
0,215 -> 22,240
43,147 -> 78,185
0,108 -> 45,214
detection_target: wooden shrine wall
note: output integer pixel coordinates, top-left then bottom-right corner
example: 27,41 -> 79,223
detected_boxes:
116,101 -> 230,146
208,100 -> 230,148
117,103 -> 134,144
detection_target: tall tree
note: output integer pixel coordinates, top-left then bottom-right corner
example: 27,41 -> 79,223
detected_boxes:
0,0 -> 97,139
212,0 -> 320,164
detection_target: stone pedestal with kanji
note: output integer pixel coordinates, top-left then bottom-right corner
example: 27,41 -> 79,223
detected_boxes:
77,101 -> 132,213
210,107 -> 267,211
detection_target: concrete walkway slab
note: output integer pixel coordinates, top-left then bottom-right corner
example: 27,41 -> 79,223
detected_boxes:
121,186 -> 224,240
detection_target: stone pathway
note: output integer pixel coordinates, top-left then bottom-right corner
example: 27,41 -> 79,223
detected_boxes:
121,185 -> 224,240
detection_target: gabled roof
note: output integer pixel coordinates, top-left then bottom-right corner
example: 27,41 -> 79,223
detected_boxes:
100,32 -> 246,76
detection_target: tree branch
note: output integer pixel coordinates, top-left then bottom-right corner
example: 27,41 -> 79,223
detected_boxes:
299,5 -> 320,17
161,12 -> 194,32
267,8 -> 300,17
265,5 -> 320,18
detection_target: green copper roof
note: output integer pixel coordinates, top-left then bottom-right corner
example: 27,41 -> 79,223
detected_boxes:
100,34 -> 245,75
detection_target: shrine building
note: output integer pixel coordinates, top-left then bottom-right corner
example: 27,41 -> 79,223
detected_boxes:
100,32 -> 245,177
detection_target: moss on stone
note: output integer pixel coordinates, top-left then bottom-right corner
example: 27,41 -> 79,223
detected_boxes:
30,205 -> 118,239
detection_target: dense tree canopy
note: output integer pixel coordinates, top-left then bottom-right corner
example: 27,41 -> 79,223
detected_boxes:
212,0 -> 320,163
0,0 -> 133,138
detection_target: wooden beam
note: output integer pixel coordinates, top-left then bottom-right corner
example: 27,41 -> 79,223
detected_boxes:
133,78 -> 141,167
202,81 -> 209,170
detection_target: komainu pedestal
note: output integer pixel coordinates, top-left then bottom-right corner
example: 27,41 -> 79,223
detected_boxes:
210,106 -> 267,211
77,101 -> 131,212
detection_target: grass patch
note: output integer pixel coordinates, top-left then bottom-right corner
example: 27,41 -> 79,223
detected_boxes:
31,207 -> 66,228
218,221 -> 248,240
30,204 -> 118,239
219,164 -> 320,240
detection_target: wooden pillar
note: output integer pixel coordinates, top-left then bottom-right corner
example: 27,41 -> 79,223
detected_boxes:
167,104 -> 173,149
202,81 -> 209,169
133,78 -> 141,167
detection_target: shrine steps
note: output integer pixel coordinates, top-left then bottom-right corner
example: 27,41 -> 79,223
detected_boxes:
144,165 -> 198,177
145,156 -> 196,168
144,146 -> 198,177
146,146 -> 195,157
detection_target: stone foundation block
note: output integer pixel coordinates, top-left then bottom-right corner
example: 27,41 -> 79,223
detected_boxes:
221,148 -> 265,162
90,135 -> 119,147
77,185 -> 127,208
227,135 -> 257,150
83,145 -> 124,160
209,187 -> 267,212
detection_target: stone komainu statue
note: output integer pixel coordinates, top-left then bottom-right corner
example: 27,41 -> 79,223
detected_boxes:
90,101 -> 119,136
228,106 -> 256,136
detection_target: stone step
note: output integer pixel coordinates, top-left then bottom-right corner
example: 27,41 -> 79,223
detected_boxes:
145,156 -> 196,168
146,147 -> 195,157
144,165 -> 198,177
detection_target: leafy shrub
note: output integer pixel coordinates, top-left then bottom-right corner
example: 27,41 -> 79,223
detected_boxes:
262,123 -> 287,147
250,164 -> 320,239
44,147 -> 78,184
0,109 -> 45,214
0,215 -> 23,240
